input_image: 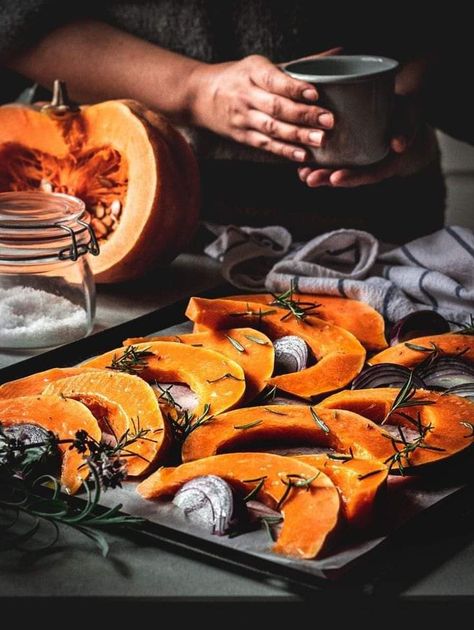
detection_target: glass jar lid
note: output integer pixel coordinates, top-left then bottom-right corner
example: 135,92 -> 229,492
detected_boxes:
0,191 -> 99,264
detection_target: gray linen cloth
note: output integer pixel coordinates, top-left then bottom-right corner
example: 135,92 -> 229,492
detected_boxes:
204,223 -> 474,324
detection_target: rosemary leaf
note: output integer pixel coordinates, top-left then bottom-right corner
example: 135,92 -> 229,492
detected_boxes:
233,420 -> 263,430
244,334 -> 270,346
460,421 -> 474,438
224,334 -> 246,353
108,345 -> 153,375
310,407 -> 330,433
264,407 -> 288,416
243,476 -> 267,502
357,469 -> 385,481
207,373 -> 245,384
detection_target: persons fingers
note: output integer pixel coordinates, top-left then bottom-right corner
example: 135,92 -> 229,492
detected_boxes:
328,162 -> 395,187
298,167 -> 313,182
245,109 -> 325,146
248,55 -> 319,102
250,86 -> 334,129
236,129 -> 311,162
304,169 -> 333,187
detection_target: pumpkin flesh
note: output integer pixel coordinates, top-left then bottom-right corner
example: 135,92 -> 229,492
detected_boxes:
370,333 -> 474,367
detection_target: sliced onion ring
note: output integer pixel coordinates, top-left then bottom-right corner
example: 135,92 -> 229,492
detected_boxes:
351,363 -> 425,390
416,357 -> 474,390
389,310 -> 450,346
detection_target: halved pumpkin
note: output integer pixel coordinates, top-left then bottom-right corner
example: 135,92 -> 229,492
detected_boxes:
0,367 -> 100,399
124,328 -> 274,403
320,387 -> 474,469
216,293 -> 388,351
0,83 -> 200,283
137,452 -> 340,559
370,333 -> 474,367
43,370 -> 168,476
186,297 -> 366,398
82,341 -> 246,416
0,395 -> 101,494
294,454 -> 388,527
181,405 -> 396,465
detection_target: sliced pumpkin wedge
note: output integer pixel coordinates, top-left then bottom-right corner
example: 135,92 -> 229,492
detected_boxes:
82,341 -> 246,415
137,452 -> 340,559
0,395 -> 101,494
216,293 -> 388,351
43,370 -> 168,476
181,405 -> 396,465
294,454 -> 388,527
320,387 -> 474,469
0,367 -> 100,399
186,297 -> 366,399
370,333 -> 474,367
123,327 -> 274,403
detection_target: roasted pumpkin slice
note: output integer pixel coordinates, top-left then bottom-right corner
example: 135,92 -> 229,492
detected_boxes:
370,333 -> 474,367
219,293 -> 387,351
43,370 -> 168,476
182,405 -> 396,465
123,328 -> 274,403
137,452 -> 340,559
0,367 -> 100,399
320,387 -> 474,469
294,454 -> 388,527
82,341 -> 246,415
186,297 -> 366,399
0,395 -> 101,494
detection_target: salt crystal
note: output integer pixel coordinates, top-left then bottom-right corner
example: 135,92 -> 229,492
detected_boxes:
0,286 -> 89,349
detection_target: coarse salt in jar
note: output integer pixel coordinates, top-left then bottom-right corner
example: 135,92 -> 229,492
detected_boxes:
0,191 -> 100,349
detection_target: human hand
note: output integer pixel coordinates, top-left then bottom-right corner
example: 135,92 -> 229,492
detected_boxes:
298,96 -> 437,187
188,51 -> 339,161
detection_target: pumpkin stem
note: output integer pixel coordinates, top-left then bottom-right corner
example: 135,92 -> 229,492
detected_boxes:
41,79 -> 79,118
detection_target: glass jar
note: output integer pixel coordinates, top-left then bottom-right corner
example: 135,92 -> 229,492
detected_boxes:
0,191 -> 100,349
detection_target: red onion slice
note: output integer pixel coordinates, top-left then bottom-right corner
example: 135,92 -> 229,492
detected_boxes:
172,475 -> 234,535
389,311 -> 450,346
416,357 -> 474,390
351,363 -> 425,390
273,336 -> 309,374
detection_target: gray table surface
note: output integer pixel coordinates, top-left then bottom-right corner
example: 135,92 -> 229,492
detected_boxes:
1,253 -> 474,603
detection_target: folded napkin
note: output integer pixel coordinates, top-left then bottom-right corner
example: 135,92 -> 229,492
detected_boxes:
204,223 -> 474,324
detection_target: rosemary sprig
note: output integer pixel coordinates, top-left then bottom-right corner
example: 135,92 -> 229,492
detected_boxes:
449,314 -> 474,336
381,372 -> 434,425
233,419 -> 263,430
207,373 -> 245,384
382,418 -> 445,474
225,334 -> 245,353
166,404 -> 214,444
270,280 -> 320,322
259,385 -> 277,403
310,407 -> 330,433
154,382 -> 182,410
108,345 -> 153,375
276,472 -> 320,510
244,334 -> 270,346
242,476 -> 267,502
260,515 -> 283,542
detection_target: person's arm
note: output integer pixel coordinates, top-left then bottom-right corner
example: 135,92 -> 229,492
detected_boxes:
5,19 -> 334,162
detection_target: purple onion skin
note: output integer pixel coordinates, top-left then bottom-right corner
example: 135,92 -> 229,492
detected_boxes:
389,311 -> 450,346
351,363 -> 425,390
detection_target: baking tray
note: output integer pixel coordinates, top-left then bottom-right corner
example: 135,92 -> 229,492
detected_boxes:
2,285 -> 473,595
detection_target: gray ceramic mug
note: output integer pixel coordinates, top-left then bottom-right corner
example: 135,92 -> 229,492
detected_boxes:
284,55 -> 399,167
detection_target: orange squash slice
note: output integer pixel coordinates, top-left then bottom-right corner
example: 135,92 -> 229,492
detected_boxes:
370,333 -> 474,367
0,395 -> 101,494
124,328 -> 274,403
320,387 -> 474,469
181,405 -> 395,465
43,370 -> 168,476
0,367 -> 100,399
137,452 -> 340,559
218,293 -> 387,351
294,454 -> 388,527
186,297 -> 366,399
82,342 -> 246,416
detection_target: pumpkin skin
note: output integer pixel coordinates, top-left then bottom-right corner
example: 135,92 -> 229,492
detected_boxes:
370,333 -> 474,367
185,297 -> 366,398
44,370 -> 168,476
82,341 -> 246,416
124,327 -> 274,403
137,452 -> 340,559
217,293 -> 388,352
320,388 -> 474,469
0,97 -> 200,283
0,395 -> 101,494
